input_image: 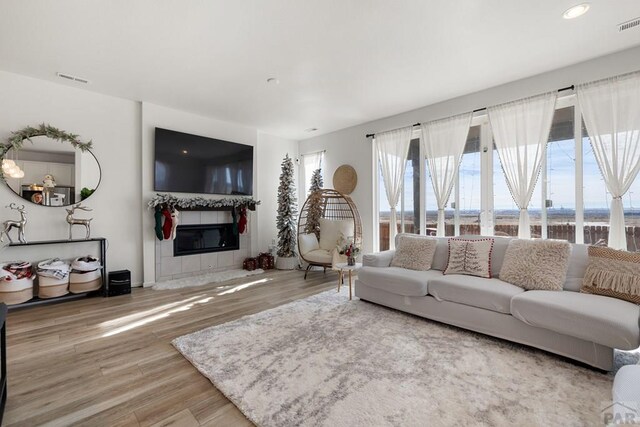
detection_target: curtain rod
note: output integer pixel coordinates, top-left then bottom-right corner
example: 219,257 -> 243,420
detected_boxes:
365,85 -> 575,139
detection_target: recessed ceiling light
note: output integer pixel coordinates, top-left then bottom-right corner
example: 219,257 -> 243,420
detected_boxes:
305,128 -> 318,133
563,3 -> 590,19
266,77 -> 280,84
182,150 -> 188,154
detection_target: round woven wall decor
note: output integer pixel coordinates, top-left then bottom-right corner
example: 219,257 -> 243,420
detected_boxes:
333,164 -> 358,195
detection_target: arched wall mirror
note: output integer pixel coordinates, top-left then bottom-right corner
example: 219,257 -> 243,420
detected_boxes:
1,125 -> 101,207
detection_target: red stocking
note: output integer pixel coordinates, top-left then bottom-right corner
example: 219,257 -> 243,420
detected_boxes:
238,207 -> 247,234
162,208 -> 173,240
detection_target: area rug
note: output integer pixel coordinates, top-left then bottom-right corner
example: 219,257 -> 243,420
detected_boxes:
173,288 -> 614,426
153,268 -> 264,290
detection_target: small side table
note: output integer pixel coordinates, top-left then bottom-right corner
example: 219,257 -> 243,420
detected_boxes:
335,262 -> 362,300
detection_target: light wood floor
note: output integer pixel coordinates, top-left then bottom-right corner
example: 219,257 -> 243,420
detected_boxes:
4,269 -> 337,426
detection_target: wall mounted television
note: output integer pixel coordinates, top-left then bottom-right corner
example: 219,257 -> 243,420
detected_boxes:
154,128 -> 253,196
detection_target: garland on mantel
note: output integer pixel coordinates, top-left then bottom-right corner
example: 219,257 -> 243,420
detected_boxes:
148,193 -> 260,210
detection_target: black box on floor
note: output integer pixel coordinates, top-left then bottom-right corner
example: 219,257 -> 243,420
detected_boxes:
107,270 -> 131,297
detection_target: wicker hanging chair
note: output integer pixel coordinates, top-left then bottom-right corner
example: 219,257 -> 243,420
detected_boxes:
297,189 -> 362,279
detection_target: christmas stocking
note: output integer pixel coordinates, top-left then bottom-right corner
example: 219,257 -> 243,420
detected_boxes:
162,207 -> 173,240
238,207 -> 247,234
231,207 -> 238,236
154,207 -> 164,241
170,209 -> 180,240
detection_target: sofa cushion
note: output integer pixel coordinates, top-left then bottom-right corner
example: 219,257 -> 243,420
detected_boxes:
499,239 -> 572,291
428,275 -> 524,314
511,291 -> 640,350
563,244 -> 589,291
304,249 -> 333,264
358,266 -> 441,297
581,246 -> 640,304
391,234 -> 437,271
444,238 -> 494,278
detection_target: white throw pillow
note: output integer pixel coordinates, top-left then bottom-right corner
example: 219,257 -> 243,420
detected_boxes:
444,238 -> 494,278
391,234 -> 437,271
298,233 -> 320,256
319,219 -> 355,251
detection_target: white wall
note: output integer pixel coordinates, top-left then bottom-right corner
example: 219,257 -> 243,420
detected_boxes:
140,103 -> 296,285
0,70 -> 143,282
299,45 -> 640,253
256,132 -> 299,255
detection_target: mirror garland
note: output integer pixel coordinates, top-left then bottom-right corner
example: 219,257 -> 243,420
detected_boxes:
1,124 -> 101,207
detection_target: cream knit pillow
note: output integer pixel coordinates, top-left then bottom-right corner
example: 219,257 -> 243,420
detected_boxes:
390,235 -> 437,271
499,239 -> 571,291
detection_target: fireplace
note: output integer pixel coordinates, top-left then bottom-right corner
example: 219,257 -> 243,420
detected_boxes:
173,223 -> 239,256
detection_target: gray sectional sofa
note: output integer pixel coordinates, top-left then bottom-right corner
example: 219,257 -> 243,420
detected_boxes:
355,234 -> 640,371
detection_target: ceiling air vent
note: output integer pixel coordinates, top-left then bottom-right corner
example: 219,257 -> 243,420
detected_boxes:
618,17 -> 640,32
56,72 -> 90,84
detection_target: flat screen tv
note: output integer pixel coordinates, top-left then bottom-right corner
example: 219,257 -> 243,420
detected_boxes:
154,128 -> 253,195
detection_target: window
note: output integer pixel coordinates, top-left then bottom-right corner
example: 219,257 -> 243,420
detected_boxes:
378,138 -> 420,250
546,106 -> 576,242
493,146 -> 542,237
373,94 -> 640,250
301,151 -> 324,198
582,132 -> 610,245
458,125 -> 482,235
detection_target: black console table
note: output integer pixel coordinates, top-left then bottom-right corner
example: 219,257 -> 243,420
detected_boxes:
4,238 -> 107,309
0,303 -> 6,425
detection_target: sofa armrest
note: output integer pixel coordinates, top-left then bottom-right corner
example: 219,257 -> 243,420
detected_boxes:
362,250 -> 395,268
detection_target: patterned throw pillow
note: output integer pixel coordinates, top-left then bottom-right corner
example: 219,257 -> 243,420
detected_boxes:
499,239 -> 571,291
390,235 -> 437,271
443,238 -> 494,278
581,246 -> 640,304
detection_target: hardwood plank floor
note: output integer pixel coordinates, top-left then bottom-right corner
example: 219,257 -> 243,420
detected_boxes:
4,269 -> 337,426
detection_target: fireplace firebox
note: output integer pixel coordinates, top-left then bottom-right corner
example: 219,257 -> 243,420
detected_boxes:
173,223 -> 239,256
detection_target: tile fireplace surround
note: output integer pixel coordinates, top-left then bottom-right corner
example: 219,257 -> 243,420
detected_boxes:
155,210 -> 250,282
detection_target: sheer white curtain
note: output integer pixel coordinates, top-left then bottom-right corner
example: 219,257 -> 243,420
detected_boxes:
578,72 -> 640,250
420,113 -> 472,237
488,92 -> 557,239
301,151 -> 324,197
375,127 -> 413,249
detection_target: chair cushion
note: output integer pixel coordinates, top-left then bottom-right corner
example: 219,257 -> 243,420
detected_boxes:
499,239 -> 572,291
358,266 -> 441,297
511,291 -> 640,350
304,249 -> 333,264
298,233 -> 320,256
318,219 -> 354,251
391,234 -> 437,271
428,275 -> 524,314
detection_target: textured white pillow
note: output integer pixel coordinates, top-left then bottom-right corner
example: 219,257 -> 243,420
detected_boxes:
391,235 -> 437,271
500,239 -> 571,291
444,238 -> 494,278
298,233 -> 320,256
319,219 -> 354,251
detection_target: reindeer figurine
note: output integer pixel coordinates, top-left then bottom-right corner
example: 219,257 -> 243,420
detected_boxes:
1,203 -> 28,244
66,203 -> 93,240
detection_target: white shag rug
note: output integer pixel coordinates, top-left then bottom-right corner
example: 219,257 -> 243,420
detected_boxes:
173,288 -> 615,427
153,268 -> 264,290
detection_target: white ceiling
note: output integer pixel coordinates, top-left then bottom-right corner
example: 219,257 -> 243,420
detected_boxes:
0,1 -> 639,140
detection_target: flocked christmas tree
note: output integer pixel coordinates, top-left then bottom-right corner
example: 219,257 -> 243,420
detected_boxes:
276,154 -> 298,258
304,168 -> 323,238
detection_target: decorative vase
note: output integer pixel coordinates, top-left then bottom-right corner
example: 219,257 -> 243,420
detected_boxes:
347,255 -> 355,266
